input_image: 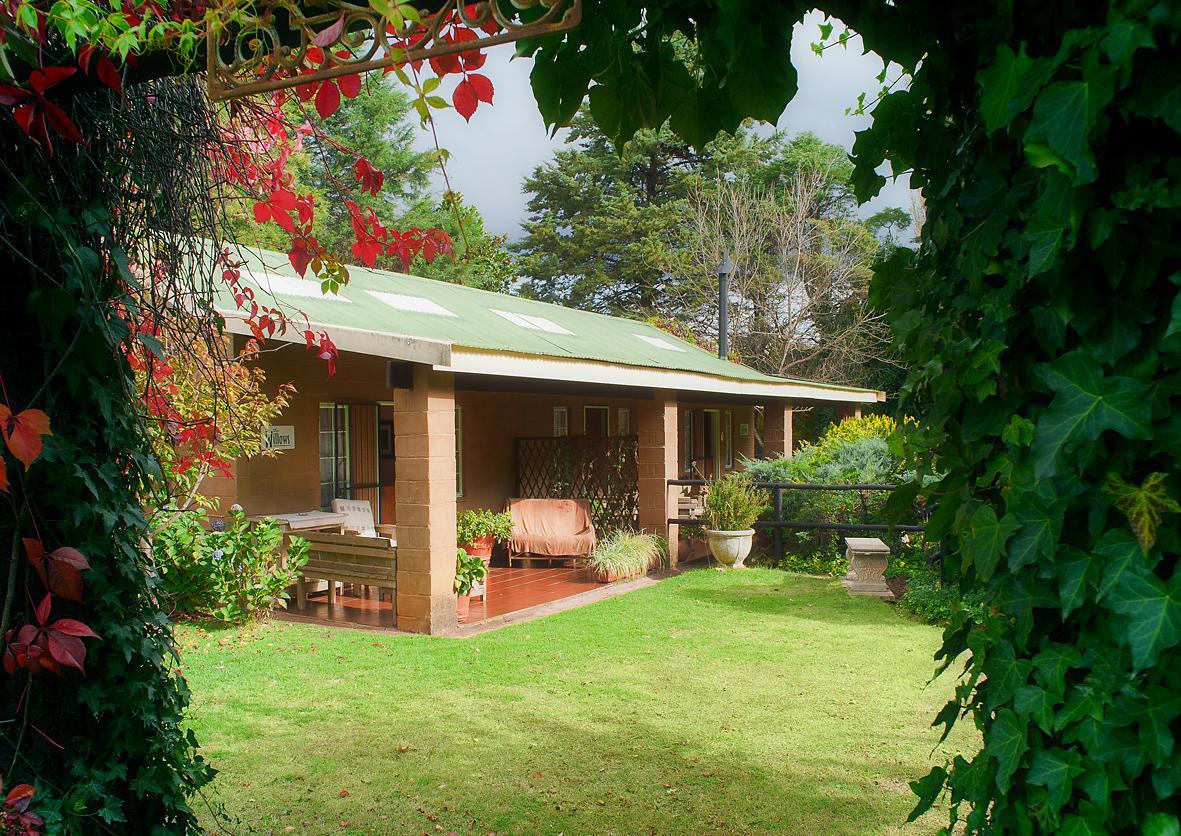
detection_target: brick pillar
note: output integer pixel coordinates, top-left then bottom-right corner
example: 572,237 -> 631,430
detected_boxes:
763,402 -> 794,457
393,366 -> 458,634
637,390 -> 679,567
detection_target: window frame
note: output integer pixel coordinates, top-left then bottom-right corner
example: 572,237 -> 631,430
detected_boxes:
583,405 -> 609,437
553,406 -> 569,437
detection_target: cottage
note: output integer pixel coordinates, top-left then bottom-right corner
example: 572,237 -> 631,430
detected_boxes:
206,246 -> 883,633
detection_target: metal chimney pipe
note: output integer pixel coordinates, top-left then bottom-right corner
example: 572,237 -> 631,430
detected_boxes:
717,251 -> 735,359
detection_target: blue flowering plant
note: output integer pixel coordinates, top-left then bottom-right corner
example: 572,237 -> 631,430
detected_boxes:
150,508 -> 308,623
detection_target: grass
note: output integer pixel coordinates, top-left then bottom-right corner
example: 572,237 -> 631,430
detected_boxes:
180,568 -> 976,834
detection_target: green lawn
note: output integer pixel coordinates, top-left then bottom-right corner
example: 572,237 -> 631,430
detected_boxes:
180,569 -> 975,834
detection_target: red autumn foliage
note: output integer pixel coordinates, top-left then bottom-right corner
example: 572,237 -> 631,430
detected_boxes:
0,404 -> 51,471
3,595 -> 99,676
1,778 -> 42,835
0,66 -> 83,153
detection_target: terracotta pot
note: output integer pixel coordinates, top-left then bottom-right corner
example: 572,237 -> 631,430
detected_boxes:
460,534 -> 495,558
705,529 -> 755,568
585,565 -> 640,584
456,593 -> 471,619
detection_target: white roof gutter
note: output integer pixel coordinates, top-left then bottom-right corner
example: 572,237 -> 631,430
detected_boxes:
437,349 -> 885,404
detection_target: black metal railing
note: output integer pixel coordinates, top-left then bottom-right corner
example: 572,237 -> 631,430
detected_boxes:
667,478 -> 941,575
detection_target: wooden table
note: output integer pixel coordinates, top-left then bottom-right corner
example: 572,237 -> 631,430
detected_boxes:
257,510 -> 348,533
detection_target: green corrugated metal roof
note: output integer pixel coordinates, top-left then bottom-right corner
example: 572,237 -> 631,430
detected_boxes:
215,245 -> 873,392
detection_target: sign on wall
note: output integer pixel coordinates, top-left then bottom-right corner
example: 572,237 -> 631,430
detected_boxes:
263,425 -> 296,451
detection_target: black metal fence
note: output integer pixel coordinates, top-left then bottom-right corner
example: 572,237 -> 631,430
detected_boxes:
666,479 -> 942,573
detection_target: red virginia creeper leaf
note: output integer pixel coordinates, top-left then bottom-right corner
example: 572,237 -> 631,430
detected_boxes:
96,54 -> 122,94
43,100 -> 84,145
28,66 -> 75,94
0,406 -> 52,469
314,80 -> 341,119
253,202 -> 271,223
467,72 -> 493,103
38,547 -> 89,602
48,618 -> 98,638
47,631 -> 86,673
34,594 -> 51,626
453,79 -> 478,121
311,15 -> 345,47
0,85 -> 31,105
5,783 -> 35,809
0,456 -> 7,492
338,73 -> 361,99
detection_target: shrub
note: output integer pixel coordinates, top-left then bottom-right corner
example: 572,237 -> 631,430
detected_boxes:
586,531 -> 667,578
741,416 -> 928,577
150,509 -> 308,623
896,569 -> 987,627
456,509 -> 514,546
702,472 -> 770,531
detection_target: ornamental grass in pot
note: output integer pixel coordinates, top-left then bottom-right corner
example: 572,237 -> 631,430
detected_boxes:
584,532 -> 667,583
454,548 -> 488,620
702,472 -> 770,569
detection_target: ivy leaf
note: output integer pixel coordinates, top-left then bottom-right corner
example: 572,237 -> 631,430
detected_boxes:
1106,571 -> 1181,670
1025,74 -> 1112,184
1028,748 -> 1080,814
1095,528 -> 1144,601
979,44 -> 1058,133
1032,352 -> 1152,478
1051,548 -> 1092,617
906,765 -> 946,822
961,503 -> 1019,581
986,709 -> 1028,792
1014,684 -> 1055,733
1103,472 -> 1180,552
1144,813 -> 1181,836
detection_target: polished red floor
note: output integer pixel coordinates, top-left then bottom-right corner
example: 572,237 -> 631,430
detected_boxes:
282,565 -> 602,630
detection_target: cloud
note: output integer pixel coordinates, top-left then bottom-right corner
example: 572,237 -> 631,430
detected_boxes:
412,11 -> 915,241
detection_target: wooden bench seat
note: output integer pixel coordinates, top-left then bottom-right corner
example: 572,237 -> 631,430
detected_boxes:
297,531 -> 397,607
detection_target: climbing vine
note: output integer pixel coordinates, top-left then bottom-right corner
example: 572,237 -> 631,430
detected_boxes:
528,0 -> 1180,831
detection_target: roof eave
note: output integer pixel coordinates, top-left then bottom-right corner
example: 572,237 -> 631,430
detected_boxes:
437,348 -> 885,403
219,311 -> 452,366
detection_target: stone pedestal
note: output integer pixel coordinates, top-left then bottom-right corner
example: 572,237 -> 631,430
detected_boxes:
842,537 -> 894,600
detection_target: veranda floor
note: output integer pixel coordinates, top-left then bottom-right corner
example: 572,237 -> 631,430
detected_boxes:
281,565 -> 602,631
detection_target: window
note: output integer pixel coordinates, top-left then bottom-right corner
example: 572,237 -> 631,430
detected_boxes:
319,403 -> 350,509
584,406 -> 609,437
553,406 -> 568,437
618,407 -> 631,436
455,407 -> 464,498
724,410 -> 734,469
681,409 -> 694,473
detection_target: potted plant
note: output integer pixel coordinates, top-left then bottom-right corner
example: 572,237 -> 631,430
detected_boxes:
456,509 -> 515,561
701,472 -> 770,569
454,548 -> 488,620
584,532 -> 666,583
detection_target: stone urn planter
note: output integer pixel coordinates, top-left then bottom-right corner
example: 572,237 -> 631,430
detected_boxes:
705,529 -> 756,569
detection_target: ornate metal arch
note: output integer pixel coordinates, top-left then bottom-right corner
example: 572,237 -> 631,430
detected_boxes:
207,0 -> 580,100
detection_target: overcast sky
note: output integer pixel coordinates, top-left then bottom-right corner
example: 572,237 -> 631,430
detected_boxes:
411,11 -> 913,241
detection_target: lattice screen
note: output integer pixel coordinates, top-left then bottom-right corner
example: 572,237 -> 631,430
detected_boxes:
515,436 -> 639,536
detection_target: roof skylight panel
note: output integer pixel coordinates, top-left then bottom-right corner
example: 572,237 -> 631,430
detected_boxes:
367,291 -> 457,317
